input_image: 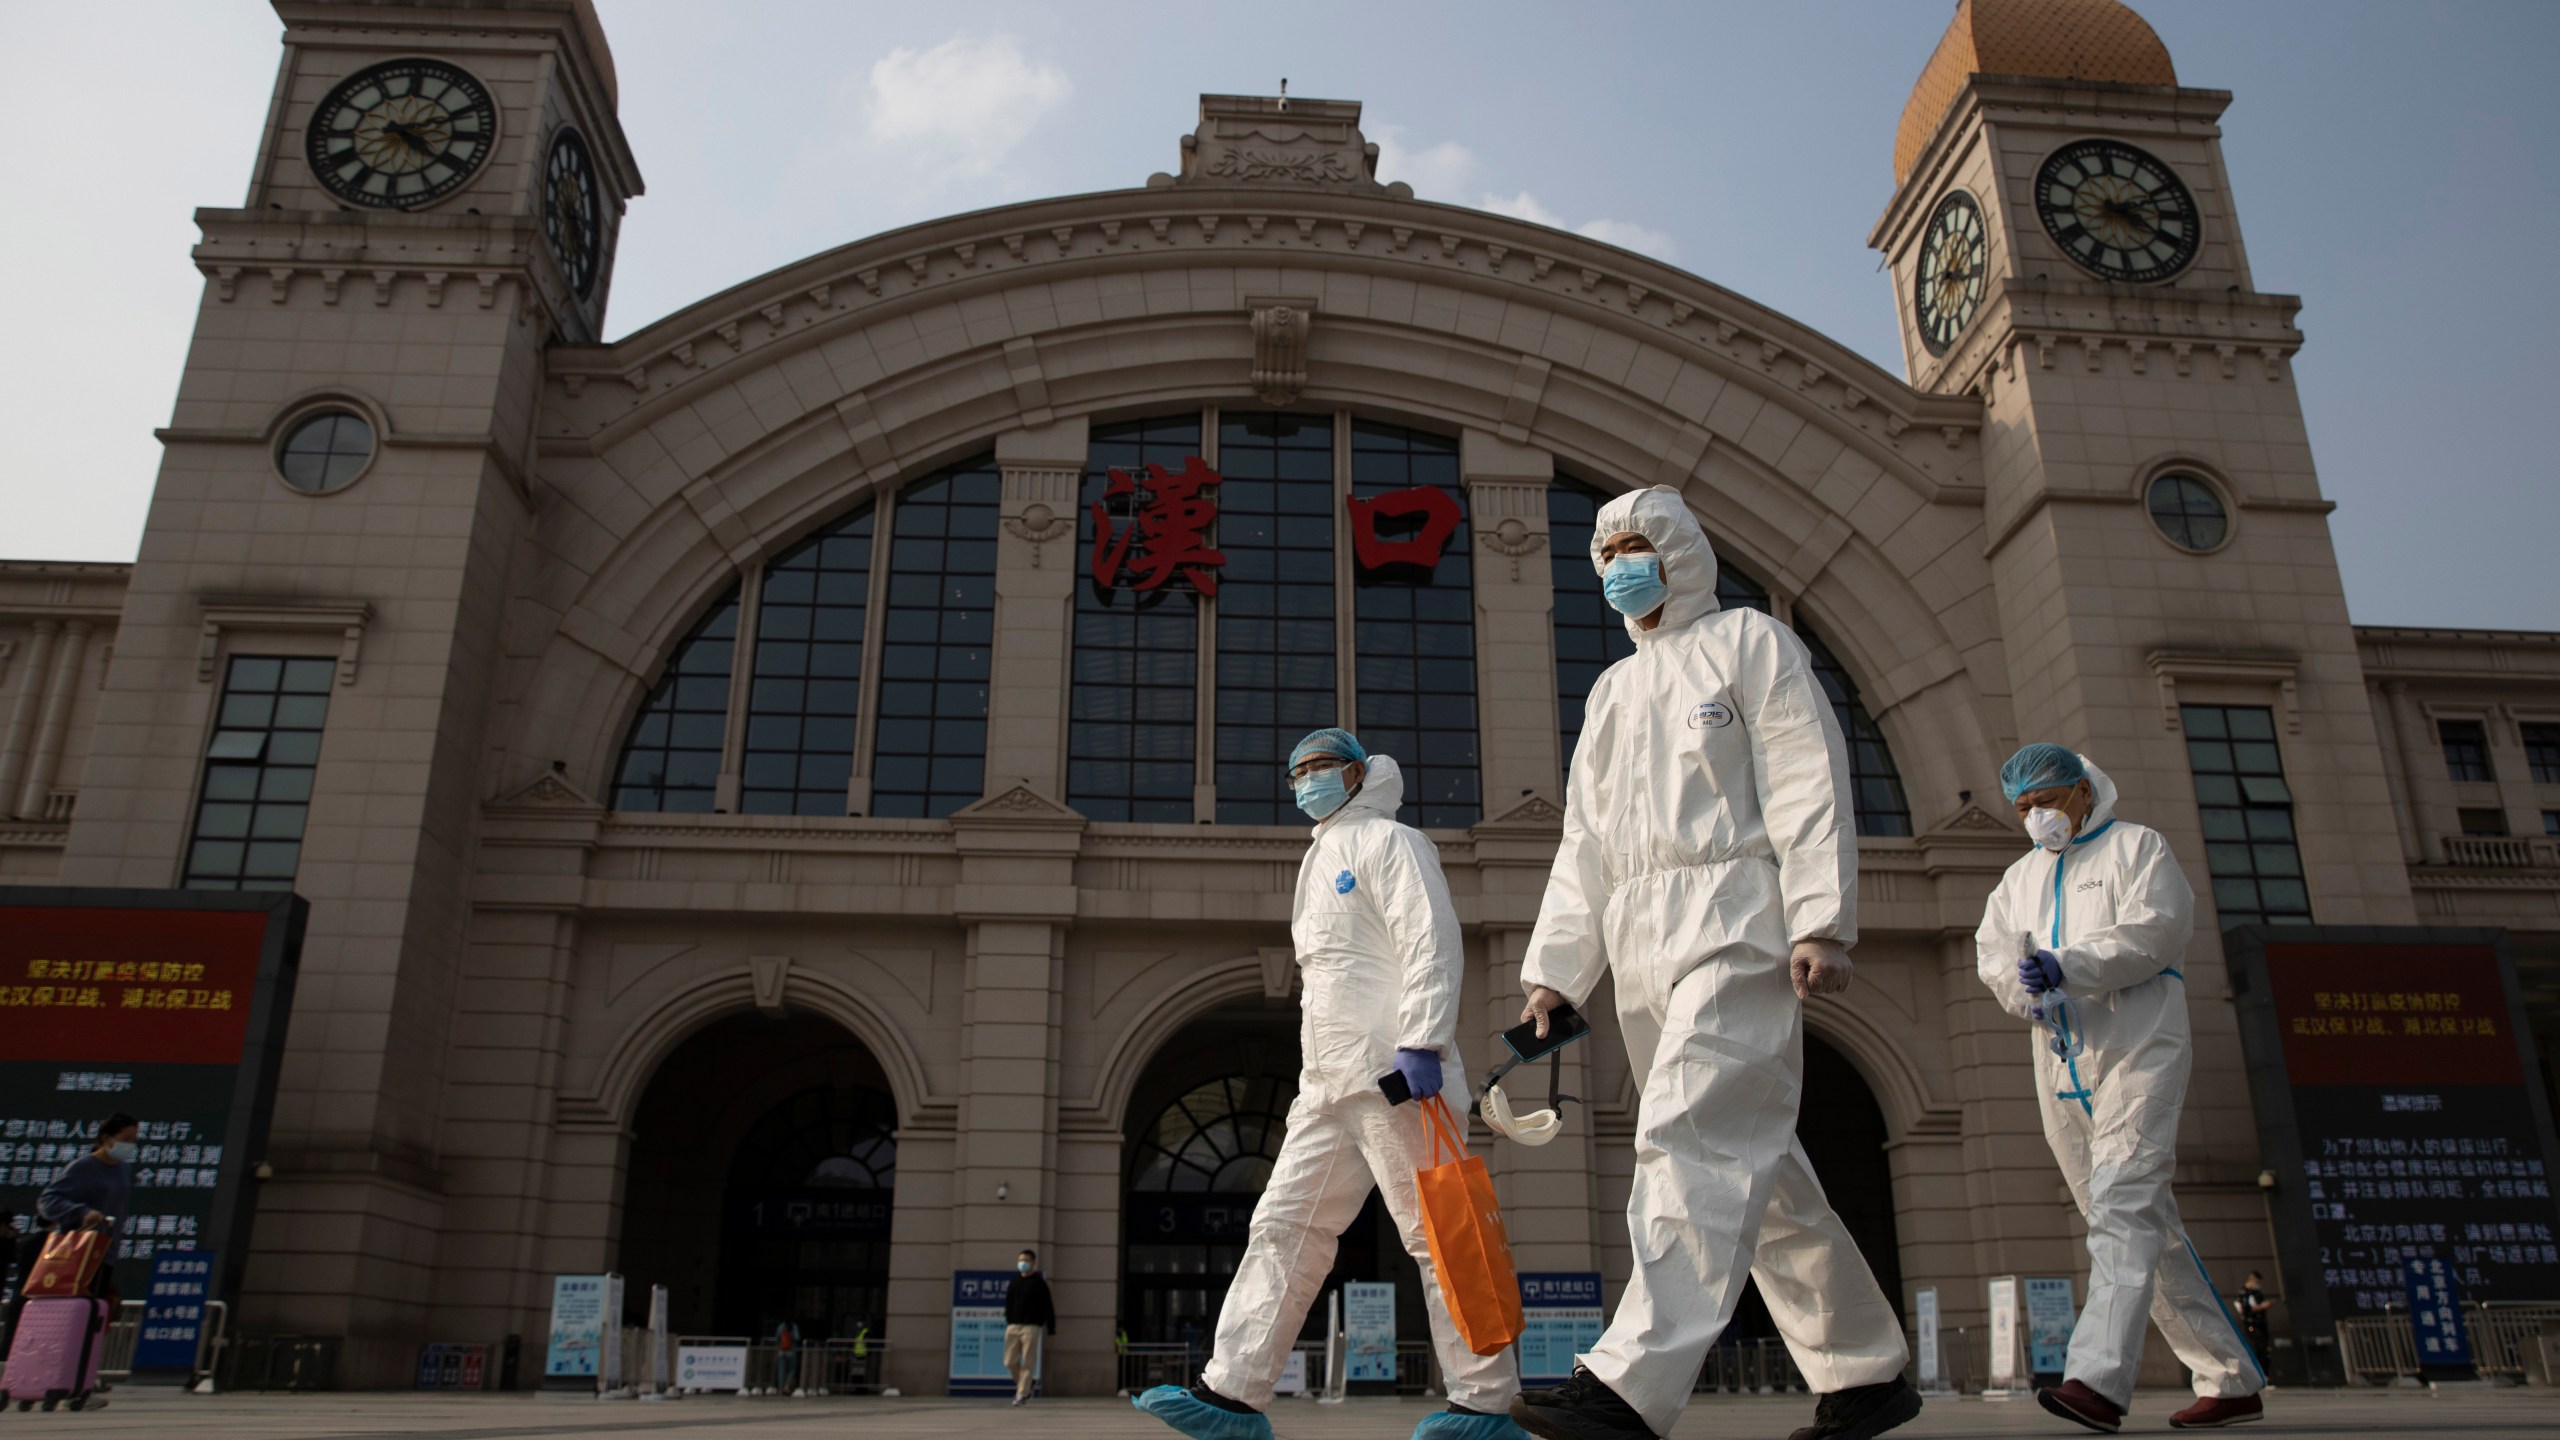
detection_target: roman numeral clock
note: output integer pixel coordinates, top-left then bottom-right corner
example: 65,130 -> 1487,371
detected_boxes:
2034,138 -> 2200,284
304,57 -> 495,209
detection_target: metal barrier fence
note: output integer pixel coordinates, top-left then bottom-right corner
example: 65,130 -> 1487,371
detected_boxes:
1693,1337 -> 1808,1395
1393,1340 -> 1435,1396
812,1338 -> 892,1394
215,1333 -> 340,1391
2338,1303 -> 2560,1384
1116,1341 -> 1201,1394
97,1299 -> 229,1382
1901,1322 -> 1993,1394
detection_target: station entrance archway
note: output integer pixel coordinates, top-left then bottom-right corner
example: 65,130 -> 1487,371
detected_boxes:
618,1010 -> 897,1343
1119,996 -> 1429,1352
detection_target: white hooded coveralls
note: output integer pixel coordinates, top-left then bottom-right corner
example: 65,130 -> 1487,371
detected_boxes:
1201,755 -> 1518,1413
1521,487 -> 1906,1435
1973,758 -> 2264,1410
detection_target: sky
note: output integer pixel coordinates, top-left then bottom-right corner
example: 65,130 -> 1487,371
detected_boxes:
2,0 -> 2554,631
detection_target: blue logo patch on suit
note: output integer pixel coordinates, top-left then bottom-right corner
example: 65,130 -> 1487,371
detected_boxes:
1335,869 -> 1357,894
1689,700 -> 1733,729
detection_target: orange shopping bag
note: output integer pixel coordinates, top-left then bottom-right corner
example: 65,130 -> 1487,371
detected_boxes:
1413,1094 -> 1524,1356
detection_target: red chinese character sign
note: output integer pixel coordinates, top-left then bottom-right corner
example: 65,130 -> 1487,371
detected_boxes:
1346,486 -> 1464,573
1090,458 -> 1226,596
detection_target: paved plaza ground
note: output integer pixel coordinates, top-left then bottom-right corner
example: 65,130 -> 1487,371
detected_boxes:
9,1388 -> 2557,1438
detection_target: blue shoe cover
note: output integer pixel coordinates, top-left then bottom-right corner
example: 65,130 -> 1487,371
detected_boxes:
1412,1409 -> 1534,1440
1133,1384 -> 1275,1440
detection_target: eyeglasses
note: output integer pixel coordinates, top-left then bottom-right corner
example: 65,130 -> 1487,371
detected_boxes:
1287,756 -> 1351,783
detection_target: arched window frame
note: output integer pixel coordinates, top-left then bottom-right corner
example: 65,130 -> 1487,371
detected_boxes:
608,456 -> 996,818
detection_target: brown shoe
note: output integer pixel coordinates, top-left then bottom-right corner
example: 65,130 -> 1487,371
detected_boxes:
2036,1379 -> 2123,1434
2168,1393 -> 2264,1428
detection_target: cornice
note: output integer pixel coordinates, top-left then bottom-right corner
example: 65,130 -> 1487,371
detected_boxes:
1932,277 -> 2302,402
535,187 -> 1985,501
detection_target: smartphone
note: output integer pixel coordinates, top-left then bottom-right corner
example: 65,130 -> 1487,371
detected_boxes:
1501,1002 -> 1591,1065
1377,1069 -> 1413,1106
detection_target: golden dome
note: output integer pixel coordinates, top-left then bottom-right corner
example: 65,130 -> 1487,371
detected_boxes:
1894,0 -> 2176,183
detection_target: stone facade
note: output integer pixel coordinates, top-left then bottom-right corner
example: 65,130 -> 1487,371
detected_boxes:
2,0 -> 2552,1396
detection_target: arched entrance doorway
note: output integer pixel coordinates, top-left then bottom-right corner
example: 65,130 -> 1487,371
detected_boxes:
619,1010 -> 898,1344
1119,997 -> 1425,1354
1724,1033 -> 1904,1344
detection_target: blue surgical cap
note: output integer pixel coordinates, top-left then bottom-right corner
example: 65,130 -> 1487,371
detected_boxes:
2000,743 -> 2088,805
1290,727 -> 1366,770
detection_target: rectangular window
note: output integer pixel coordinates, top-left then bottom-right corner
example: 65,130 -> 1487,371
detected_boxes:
741,509 -> 873,816
2544,810 -> 2559,838
871,461 -> 998,818
2439,718 -> 2494,783
2182,703 -> 2313,930
1068,414 -> 1203,823
2457,807 -> 2510,838
1349,421 -> 1478,827
184,656 -> 333,891
612,590 -> 739,813
2523,722 -> 2560,784
1214,412 -> 1337,825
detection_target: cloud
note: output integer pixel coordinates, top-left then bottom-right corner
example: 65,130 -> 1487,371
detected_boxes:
864,34 -> 1069,174
1481,189 -> 1679,262
1372,125 -> 1480,199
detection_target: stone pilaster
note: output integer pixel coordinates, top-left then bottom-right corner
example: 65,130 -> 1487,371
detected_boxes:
988,419 -> 1088,802
0,619 -> 59,817
2385,681 -> 2449,865
1461,430 -> 1559,811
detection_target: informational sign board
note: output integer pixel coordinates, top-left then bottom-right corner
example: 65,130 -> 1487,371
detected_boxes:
1515,1272 -> 1604,1383
2403,1256 -> 2474,1372
1343,1281 -> 1398,1384
133,1248 -> 217,1373
0,890 -> 303,1320
545,1273 -> 613,1381
1274,1349 -> 1308,1395
1985,1276 -> 2020,1393
2022,1277 -> 2076,1378
1913,1287 -> 1941,1391
2226,927 -> 2560,1381
675,1343 -> 747,1392
948,1270 -> 1019,1395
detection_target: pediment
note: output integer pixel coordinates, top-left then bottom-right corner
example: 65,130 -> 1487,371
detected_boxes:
492,768 -> 605,812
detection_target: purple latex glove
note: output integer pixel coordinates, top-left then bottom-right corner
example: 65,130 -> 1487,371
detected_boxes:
2019,950 -> 2063,995
1393,1047 -> 1443,1102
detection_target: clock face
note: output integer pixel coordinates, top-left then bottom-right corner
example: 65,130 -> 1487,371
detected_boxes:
305,58 -> 496,210
2034,139 -> 2200,283
545,128 -> 602,299
1914,191 -> 1988,357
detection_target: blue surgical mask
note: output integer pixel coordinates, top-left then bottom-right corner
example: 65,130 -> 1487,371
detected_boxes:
106,1141 -> 137,1163
1601,555 -> 1668,617
1016,1260 -> 1031,1274
1293,769 -> 1348,820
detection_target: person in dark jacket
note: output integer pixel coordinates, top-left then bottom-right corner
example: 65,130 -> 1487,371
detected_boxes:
1004,1248 -> 1056,1406
4,1113 -> 137,1364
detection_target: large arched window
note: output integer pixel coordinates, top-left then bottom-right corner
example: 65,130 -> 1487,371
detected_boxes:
1546,477 -> 1911,836
742,506 -> 873,816
612,585 -> 740,812
1214,412 -> 1337,825
1128,1073 -> 1293,1194
1351,421 -> 1479,827
872,459 -> 999,817
1069,414 -> 1204,822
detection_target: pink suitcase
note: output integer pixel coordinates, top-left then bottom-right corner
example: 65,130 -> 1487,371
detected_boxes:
2,1296 -> 109,1411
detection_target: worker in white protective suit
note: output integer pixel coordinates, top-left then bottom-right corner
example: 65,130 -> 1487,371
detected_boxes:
1510,487 -> 1919,1440
1136,730 -> 1527,1440
1976,743 -> 2268,1434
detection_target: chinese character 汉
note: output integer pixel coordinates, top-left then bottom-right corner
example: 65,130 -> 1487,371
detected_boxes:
1089,459 -> 1226,596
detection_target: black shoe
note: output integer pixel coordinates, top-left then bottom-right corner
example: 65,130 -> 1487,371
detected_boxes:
1510,1365 -> 1657,1440
1785,1377 -> 1923,1440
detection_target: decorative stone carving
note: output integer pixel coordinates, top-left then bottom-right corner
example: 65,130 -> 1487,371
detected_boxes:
749,954 -> 791,1017
1002,502 -> 1075,565
1248,297 -> 1314,405
1259,945 -> 1299,1000
1160,94 -> 1407,195
1478,515 -> 1549,581
197,598 -> 372,685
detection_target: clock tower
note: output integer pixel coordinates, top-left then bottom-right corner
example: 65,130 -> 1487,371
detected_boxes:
57,0 -> 640,1383
1867,0 -> 2416,1346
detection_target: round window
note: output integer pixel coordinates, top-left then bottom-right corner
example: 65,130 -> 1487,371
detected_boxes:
2146,473 -> 2228,552
275,411 -> 376,493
